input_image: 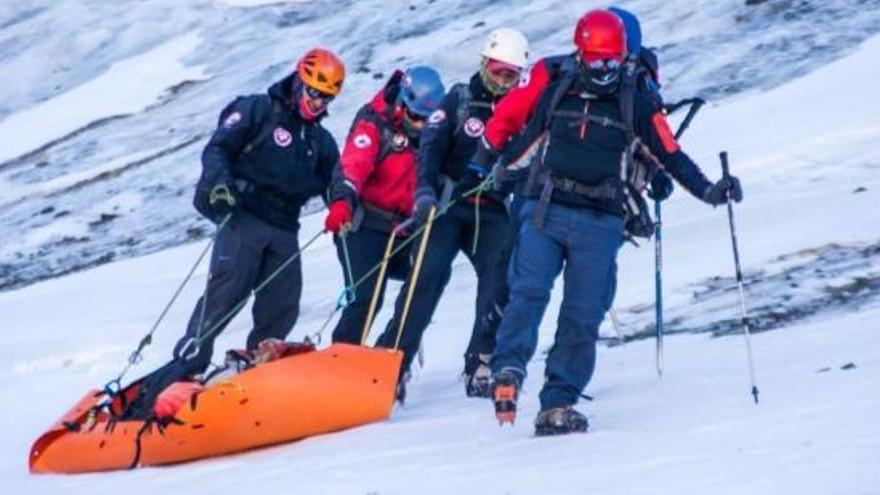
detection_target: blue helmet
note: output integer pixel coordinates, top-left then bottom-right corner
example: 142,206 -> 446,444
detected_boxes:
609,6 -> 642,57
398,65 -> 445,117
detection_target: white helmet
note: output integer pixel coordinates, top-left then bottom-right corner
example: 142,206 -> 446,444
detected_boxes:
481,27 -> 529,68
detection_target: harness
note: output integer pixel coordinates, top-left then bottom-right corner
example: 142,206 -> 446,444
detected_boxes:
345,101 -> 414,234
523,55 -> 658,238
450,83 -> 494,139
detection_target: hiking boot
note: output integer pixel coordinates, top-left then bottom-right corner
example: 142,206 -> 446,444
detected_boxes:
464,354 -> 492,398
395,371 -> 411,405
491,370 -> 520,425
534,406 -> 589,436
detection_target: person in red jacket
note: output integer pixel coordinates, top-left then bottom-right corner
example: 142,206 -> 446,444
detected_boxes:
325,66 -> 445,348
475,10 -> 743,435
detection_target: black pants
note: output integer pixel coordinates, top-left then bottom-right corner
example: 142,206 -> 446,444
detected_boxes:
479,193 -> 527,350
375,200 -> 509,375
172,211 -> 303,374
331,226 -> 412,345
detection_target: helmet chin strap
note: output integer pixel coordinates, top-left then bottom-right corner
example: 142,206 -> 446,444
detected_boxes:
290,76 -> 325,122
297,95 -> 320,122
479,61 -> 515,97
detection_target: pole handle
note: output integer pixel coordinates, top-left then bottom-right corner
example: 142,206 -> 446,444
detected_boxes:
719,151 -> 730,179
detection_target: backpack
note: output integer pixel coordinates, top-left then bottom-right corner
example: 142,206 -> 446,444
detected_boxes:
450,83 -> 494,138
511,54 -> 660,239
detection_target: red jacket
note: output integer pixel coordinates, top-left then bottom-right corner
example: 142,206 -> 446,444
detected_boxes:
484,57 -> 555,150
335,72 -> 416,216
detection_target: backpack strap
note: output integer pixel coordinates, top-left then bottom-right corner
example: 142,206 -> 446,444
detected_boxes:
531,58 -> 580,229
451,83 -> 494,139
350,105 -> 406,164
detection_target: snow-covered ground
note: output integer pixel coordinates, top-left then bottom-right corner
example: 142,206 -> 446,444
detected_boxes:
2,1 -> 880,493
1,0 -> 879,291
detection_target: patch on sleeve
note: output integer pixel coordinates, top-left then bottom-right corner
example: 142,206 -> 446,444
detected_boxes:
223,111 -> 242,128
428,109 -> 447,125
652,112 -> 680,154
353,133 -> 373,149
463,117 -> 485,138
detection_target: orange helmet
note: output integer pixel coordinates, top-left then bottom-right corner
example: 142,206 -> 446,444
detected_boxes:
298,48 -> 345,96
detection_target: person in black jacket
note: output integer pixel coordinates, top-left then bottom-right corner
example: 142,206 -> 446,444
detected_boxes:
122,49 -> 346,420
373,29 -> 530,399
478,11 -> 743,434
176,48 -> 345,377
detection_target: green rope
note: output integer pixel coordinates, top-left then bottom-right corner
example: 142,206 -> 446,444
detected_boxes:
187,229 -> 326,351
472,188 -> 483,255
112,213 -> 232,384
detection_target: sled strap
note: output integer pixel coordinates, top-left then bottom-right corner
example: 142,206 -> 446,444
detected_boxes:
394,206 -> 438,350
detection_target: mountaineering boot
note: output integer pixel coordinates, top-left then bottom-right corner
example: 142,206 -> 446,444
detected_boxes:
491,370 -> 520,425
464,354 -> 493,398
534,406 -> 589,436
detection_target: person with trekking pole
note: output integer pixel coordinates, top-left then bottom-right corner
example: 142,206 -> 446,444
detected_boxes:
325,66 -> 446,365
370,28 -> 530,399
479,10 -> 742,435
473,5 -> 674,384
124,49 -> 345,418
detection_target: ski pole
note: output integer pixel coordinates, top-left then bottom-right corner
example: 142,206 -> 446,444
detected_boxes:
653,98 -> 705,377
652,192 -> 665,378
719,151 -> 760,404
393,206 -> 437,350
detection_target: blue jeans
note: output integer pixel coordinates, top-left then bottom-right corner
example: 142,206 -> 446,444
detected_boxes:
491,200 -> 624,410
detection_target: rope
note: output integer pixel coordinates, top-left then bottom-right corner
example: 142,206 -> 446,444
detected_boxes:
185,229 -> 326,352
394,206 -> 438,349
359,221 -> 408,345
110,213 -> 232,386
471,189 -> 483,255
338,229 -> 356,306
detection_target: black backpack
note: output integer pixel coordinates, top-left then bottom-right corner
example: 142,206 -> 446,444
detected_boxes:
505,54 -> 660,239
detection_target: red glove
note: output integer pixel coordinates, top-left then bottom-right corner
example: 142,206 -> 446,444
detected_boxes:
153,381 -> 204,418
324,200 -> 352,233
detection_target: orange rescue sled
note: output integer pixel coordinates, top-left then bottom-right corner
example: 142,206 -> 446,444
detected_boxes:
30,343 -> 402,474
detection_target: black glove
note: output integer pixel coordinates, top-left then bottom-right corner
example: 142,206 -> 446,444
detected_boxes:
208,182 -> 240,220
647,172 -> 674,201
702,175 -> 743,206
411,187 -> 438,225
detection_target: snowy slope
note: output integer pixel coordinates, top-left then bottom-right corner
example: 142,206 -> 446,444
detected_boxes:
3,1 -> 880,494
1,0 -> 879,291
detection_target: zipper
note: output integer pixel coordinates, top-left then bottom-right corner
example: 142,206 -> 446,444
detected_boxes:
579,98 -> 590,140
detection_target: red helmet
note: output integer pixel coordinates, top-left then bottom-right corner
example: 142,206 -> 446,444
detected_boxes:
573,10 -> 627,63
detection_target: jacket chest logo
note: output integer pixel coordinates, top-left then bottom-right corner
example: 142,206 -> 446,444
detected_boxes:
463,117 -> 485,138
273,127 -> 293,148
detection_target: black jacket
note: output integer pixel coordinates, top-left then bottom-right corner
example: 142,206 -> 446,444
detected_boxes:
417,73 -> 506,205
515,75 -> 711,216
195,73 -> 340,230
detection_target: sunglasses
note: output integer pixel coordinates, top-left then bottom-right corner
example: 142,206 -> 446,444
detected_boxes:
304,85 -> 336,102
403,106 -> 427,123
586,58 -> 622,71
